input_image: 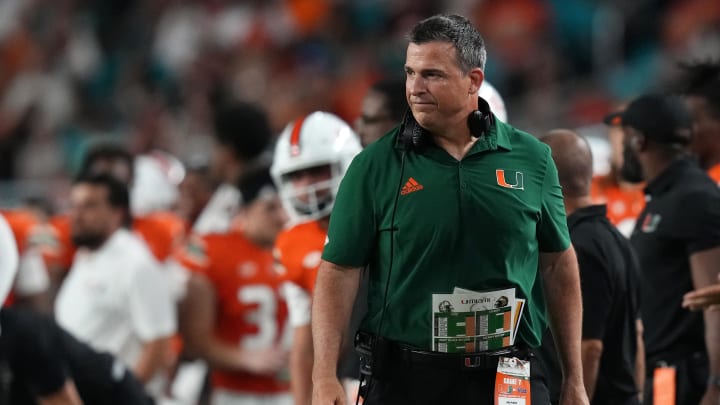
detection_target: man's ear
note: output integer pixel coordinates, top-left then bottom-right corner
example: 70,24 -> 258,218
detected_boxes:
468,68 -> 484,95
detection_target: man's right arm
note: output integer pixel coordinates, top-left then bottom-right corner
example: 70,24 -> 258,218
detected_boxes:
311,260 -> 361,405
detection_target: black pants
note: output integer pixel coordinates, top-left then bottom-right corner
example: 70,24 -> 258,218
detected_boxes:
644,351 -> 708,405
363,353 -> 550,405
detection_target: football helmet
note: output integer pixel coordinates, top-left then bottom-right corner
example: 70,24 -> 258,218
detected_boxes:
271,112 -> 361,223
131,150 -> 186,216
479,80 -> 508,123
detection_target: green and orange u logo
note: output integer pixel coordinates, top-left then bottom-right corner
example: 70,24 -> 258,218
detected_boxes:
496,169 -> 524,190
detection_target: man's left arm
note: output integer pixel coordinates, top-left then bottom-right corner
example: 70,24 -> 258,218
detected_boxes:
539,247 -> 589,405
689,246 -> 720,404
128,262 -> 178,383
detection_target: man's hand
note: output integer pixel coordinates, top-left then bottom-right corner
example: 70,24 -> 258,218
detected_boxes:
559,379 -> 590,405
312,376 -> 346,405
683,283 -> 720,310
236,346 -> 288,375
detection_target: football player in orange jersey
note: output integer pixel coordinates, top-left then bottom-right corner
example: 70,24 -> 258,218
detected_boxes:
175,165 -> 291,405
677,60 -> 720,184
271,112 -> 362,404
590,109 -> 646,237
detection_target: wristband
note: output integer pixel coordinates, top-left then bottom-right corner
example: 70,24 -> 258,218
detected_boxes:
709,375 -> 720,388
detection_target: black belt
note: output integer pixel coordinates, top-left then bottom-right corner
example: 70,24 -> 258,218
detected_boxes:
356,331 -> 530,372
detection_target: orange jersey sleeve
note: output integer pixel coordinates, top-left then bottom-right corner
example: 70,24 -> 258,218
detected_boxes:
274,220 -> 327,294
708,163 -> 720,186
173,234 -> 212,275
0,209 -> 39,253
47,214 -> 76,271
198,233 -> 290,394
133,211 -> 187,262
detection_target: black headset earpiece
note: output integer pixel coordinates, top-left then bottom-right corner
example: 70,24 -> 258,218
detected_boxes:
398,107 -> 429,152
468,97 -> 494,137
398,97 -> 495,153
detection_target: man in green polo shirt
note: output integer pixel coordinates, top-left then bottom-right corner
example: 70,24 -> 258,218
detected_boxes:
311,14 -> 588,405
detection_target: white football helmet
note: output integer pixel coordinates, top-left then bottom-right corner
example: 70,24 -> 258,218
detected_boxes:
131,150 -> 186,216
271,112 -> 362,223
479,80 -> 508,122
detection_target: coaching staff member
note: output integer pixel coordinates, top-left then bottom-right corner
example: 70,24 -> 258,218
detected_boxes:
612,94 -> 720,405
311,14 -> 588,405
539,130 -> 644,405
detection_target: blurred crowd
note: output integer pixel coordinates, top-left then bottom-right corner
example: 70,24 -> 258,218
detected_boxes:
1,0 -> 719,207
1,1 -> 720,405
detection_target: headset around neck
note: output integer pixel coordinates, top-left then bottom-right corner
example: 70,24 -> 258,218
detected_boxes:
398,96 -> 495,152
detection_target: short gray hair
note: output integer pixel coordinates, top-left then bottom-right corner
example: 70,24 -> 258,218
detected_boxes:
408,14 -> 486,73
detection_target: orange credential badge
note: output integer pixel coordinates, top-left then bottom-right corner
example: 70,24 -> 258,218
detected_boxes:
495,356 -> 531,405
653,366 -> 676,405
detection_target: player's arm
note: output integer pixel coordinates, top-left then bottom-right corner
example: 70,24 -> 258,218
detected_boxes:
282,281 -> 314,404
311,260 -> 361,404
539,246 -> 588,405
182,272 -> 286,375
37,381 -> 84,405
689,246 -> 720,403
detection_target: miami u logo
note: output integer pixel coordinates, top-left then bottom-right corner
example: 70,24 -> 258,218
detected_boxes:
496,169 -> 524,190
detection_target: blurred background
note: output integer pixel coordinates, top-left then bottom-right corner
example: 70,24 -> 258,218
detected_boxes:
1,0 -> 719,209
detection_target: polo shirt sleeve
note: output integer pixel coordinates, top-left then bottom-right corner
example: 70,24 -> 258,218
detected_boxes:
537,147 -> 571,252
322,153 -> 376,267
679,189 -> 720,254
575,242 -> 613,339
128,259 -> 177,342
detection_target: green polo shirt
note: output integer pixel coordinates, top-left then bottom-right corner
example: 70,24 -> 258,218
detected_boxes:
322,118 -> 570,349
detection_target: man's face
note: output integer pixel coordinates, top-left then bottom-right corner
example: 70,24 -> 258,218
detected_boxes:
619,127 -> 645,184
404,42 -> 477,134
69,184 -> 121,249
240,194 -> 288,248
177,171 -> 214,223
355,90 -> 395,147
287,165 -> 333,204
686,96 -> 720,167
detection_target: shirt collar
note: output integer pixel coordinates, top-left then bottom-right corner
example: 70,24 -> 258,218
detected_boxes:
643,156 -> 695,197
410,114 -> 513,163
567,204 -> 607,229
472,115 -> 512,153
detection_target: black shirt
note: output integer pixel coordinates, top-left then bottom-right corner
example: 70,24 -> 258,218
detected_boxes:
630,157 -> 720,361
0,308 -> 153,405
538,204 -> 641,405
